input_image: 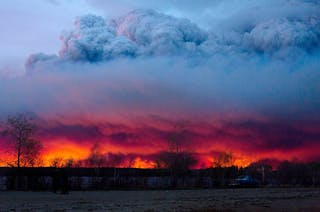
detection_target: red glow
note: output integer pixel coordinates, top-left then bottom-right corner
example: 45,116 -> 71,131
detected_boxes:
1,115 -> 319,169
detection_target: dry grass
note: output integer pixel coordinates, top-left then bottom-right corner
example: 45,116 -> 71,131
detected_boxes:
0,188 -> 319,211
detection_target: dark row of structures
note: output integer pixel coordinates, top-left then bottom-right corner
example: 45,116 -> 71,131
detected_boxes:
0,164 -> 320,191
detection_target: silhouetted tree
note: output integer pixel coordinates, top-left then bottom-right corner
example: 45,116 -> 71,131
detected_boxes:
105,152 -> 125,167
213,151 -> 234,168
156,122 -> 197,187
276,160 -> 320,186
64,158 -> 74,168
85,143 -> 107,167
156,151 -> 196,170
50,157 -> 64,168
212,151 -> 235,186
1,114 -> 42,167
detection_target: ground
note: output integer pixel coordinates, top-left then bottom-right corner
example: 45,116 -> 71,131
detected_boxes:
0,188 -> 319,211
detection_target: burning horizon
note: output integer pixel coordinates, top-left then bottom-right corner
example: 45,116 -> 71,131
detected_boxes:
1,114 -> 319,169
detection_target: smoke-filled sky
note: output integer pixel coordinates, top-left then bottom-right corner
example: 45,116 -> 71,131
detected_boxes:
1,0 -> 320,168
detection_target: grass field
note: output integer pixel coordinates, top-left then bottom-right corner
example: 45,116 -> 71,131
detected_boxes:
0,188 -> 319,211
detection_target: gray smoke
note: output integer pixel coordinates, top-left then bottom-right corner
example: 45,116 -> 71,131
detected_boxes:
26,2 -> 320,71
56,10 -> 207,63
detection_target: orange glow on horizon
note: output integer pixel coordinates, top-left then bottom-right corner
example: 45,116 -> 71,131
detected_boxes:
203,155 -> 253,168
1,137 -> 318,169
130,157 -> 156,169
42,141 -> 90,166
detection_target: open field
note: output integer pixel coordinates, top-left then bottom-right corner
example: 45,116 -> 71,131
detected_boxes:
0,188 -> 319,211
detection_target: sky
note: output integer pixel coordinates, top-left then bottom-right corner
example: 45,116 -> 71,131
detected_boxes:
0,0 -> 320,168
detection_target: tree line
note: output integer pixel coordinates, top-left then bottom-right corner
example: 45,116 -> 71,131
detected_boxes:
0,114 -> 197,170
1,113 -> 319,185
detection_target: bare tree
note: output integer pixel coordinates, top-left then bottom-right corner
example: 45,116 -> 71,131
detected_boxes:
1,113 -> 42,168
154,122 -> 197,187
85,143 -> 107,168
212,151 -> 235,186
50,157 -> 64,168
213,151 -> 235,168
157,151 -> 196,170
64,158 -> 74,168
49,157 -> 75,168
167,122 -> 190,154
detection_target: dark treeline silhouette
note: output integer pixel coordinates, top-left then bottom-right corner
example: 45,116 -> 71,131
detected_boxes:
0,160 -> 319,191
1,114 -> 320,191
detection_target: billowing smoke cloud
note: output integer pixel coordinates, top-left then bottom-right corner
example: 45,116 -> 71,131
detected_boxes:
28,9 -> 208,66
243,17 -> 320,54
26,3 -> 320,70
2,1 -> 320,165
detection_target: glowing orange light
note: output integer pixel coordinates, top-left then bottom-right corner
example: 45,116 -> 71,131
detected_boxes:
130,157 -> 156,169
42,140 -> 90,166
